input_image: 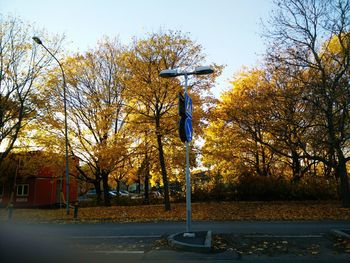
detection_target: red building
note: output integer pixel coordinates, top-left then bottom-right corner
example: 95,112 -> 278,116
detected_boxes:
0,152 -> 78,207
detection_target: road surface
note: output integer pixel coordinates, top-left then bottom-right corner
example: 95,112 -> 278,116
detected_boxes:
1,221 -> 349,262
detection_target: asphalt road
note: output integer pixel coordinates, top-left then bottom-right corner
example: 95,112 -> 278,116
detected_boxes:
1,221 -> 349,263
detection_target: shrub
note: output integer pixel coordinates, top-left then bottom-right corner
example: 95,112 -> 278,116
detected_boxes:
235,174 -> 338,201
235,175 -> 290,201
289,177 -> 338,200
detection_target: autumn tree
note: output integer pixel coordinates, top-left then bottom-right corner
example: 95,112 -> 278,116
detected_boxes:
203,70 -> 277,180
43,38 -> 131,206
110,156 -> 135,198
123,31 -> 220,210
133,127 -> 155,204
202,116 -> 245,182
265,0 -> 350,207
264,68 -> 313,181
0,16 -> 61,165
203,66 -> 324,187
230,68 -> 315,181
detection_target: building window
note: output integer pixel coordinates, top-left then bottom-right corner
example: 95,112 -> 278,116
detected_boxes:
17,184 -> 29,196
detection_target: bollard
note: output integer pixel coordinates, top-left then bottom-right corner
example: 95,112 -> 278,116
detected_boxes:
8,203 -> 13,221
73,202 -> 79,219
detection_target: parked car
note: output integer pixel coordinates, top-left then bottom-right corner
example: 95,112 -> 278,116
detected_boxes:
77,194 -> 94,203
149,191 -> 163,199
86,189 -> 97,197
108,191 -> 117,197
110,190 -> 129,197
119,190 -> 130,196
130,192 -> 143,200
86,189 -> 116,198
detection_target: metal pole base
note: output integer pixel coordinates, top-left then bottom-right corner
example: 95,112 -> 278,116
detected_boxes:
8,203 -> 13,221
73,202 -> 79,219
183,232 -> 196,238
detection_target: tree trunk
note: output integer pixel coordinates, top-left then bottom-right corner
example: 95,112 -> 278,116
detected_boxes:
291,150 -> 301,182
116,180 -> 120,202
116,180 -> 120,194
136,175 -> 141,194
102,172 -> 111,206
156,132 -> 171,211
143,131 -> 150,204
93,181 -> 102,204
144,173 -> 150,205
255,142 -> 261,176
336,149 -> 350,208
261,147 -> 268,176
144,155 -> 150,205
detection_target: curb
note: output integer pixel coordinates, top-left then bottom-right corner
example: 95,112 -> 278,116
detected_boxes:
168,230 -> 212,253
331,229 -> 350,240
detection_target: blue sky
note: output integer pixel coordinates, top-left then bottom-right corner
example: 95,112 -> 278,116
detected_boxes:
1,0 -> 274,97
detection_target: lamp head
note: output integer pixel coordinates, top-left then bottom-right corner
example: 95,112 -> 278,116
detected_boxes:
159,69 -> 179,78
194,66 -> 214,75
32,36 -> 43,45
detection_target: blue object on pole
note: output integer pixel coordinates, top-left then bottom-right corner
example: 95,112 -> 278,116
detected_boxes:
185,118 -> 192,142
185,93 -> 192,118
179,93 -> 192,142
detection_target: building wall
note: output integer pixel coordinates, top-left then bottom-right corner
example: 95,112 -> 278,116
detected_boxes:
0,177 -> 78,207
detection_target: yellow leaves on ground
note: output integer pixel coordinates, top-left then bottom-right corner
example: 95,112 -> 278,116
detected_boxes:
1,201 -> 349,223
191,201 -> 350,221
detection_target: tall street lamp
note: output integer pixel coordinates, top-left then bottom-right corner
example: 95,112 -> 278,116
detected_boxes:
32,37 -> 70,215
159,66 -> 214,236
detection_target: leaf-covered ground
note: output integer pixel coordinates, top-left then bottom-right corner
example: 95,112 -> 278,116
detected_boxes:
1,201 -> 350,223
211,233 -> 350,257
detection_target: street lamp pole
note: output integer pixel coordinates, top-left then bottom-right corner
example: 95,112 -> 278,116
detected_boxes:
160,66 -> 214,235
183,73 -> 192,234
32,37 -> 70,215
